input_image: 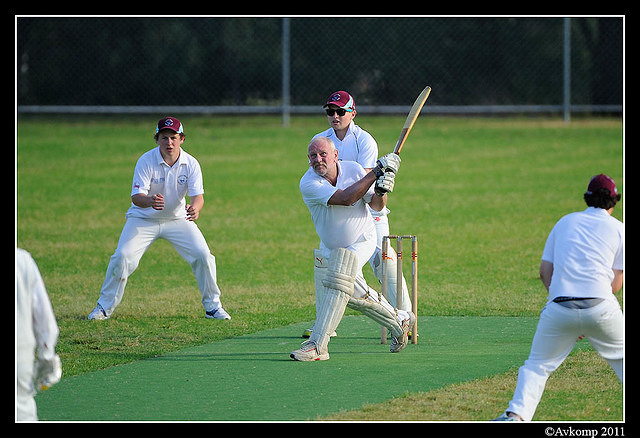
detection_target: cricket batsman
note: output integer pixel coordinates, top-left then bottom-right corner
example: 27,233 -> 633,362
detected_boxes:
291,136 -> 415,361
310,91 -> 412,315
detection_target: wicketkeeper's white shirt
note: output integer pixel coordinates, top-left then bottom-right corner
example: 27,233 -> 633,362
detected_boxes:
313,122 -> 389,219
128,147 -> 204,220
300,161 -> 376,250
312,122 -> 378,168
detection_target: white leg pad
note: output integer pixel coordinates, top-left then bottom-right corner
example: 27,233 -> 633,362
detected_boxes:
322,248 -> 359,293
348,275 -> 404,337
309,248 -> 358,351
309,287 -> 350,352
310,249 -> 328,333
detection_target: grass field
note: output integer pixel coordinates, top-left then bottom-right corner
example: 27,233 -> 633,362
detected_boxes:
16,114 -> 623,421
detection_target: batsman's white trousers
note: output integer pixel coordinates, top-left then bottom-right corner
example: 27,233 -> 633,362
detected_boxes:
97,217 -> 222,316
508,299 -> 623,421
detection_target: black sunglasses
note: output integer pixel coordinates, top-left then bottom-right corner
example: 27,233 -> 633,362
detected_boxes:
325,108 -> 352,116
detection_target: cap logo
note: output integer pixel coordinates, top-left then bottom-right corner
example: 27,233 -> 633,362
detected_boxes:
156,117 -> 183,134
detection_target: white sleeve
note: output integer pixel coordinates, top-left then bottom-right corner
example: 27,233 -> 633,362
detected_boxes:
188,161 -> 205,197
300,172 -> 338,207
357,131 -> 379,169
541,225 -> 556,263
613,224 -> 624,270
22,251 -> 59,361
131,158 -> 152,196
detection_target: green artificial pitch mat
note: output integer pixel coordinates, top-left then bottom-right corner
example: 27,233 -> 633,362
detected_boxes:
36,316 -> 549,421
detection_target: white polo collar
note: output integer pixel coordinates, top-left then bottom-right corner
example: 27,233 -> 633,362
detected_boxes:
154,146 -> 183,167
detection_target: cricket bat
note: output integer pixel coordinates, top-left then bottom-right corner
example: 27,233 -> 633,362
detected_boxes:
393,85 -> 431,155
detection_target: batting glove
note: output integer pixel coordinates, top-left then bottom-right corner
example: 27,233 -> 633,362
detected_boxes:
375,153 -> 401,176
375,171 -> 396,196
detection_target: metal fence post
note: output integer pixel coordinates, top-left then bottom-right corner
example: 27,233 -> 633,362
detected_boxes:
282,17 -> 291,127
563,17 -> 571,123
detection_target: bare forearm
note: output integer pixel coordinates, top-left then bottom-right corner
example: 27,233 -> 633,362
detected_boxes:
186,194 -> 204,221
132,194 -> 152,208
612,269 -> 623,293
132,193 -> 164,210
189,194 -> 204,211
368,193 -> 387,212
539,260 -> 553,292
328,171 -> 377,206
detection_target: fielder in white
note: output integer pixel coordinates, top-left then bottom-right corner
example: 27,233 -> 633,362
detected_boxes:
88,117 -> 230,321
309,91 -> 411,315
16,248 -> 62,421
291,136 -> 415,361
494,174 -> 624,421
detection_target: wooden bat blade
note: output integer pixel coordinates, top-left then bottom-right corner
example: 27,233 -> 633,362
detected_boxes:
393,85 -> 431,155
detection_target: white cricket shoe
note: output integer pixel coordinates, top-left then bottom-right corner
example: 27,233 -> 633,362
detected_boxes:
205,307 -> 231,320
88,304 -> 109,320
290,340 -> 330,361
390,311 -> 415,353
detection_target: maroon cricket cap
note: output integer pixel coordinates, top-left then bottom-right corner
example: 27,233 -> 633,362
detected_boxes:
323,91 -> 355,110
156,116 -> 184,134
586,174 -> 619,198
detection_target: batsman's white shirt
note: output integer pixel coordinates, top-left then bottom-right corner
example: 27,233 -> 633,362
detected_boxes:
541,206 -> 624,301
128,146 -> 204,219
300,161 -> 375,252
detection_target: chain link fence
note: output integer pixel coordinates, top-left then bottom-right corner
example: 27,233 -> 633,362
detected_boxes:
17,16 -> 623,118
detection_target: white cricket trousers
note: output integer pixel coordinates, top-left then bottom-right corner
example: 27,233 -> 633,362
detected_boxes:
508,299 -> 624,421
16,348 -> 37,421
97,217 -> 222,316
